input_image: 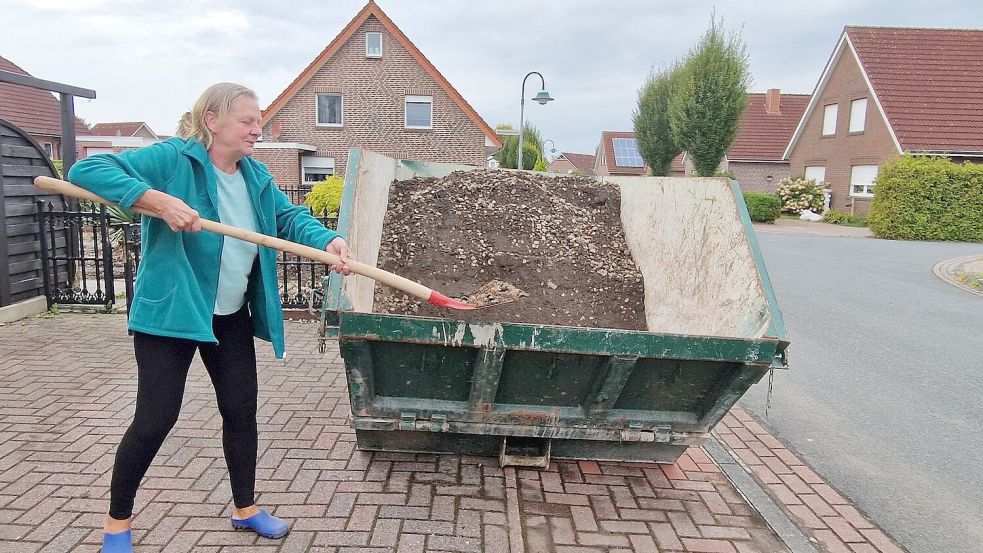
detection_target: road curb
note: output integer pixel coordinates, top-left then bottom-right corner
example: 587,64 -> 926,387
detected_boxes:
932,255 -> 983,297
705,437 -> 822,553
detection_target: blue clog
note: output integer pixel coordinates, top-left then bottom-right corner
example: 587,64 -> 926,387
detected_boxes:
230,509 -> 289,539
101,529 -> 133,553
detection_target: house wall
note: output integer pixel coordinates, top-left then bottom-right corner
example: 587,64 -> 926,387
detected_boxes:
262,15 -> 487,179
788,46 -> 900,214
29,134 -> 59,160
133,126 -> 156,139
729,161 -> 790,193
252,148 -> 302,190
547,158 -> 577,174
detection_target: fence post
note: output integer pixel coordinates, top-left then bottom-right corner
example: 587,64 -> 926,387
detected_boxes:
121,223 -> 136,316
37,201 -> 53,309
99,205 -> 115,309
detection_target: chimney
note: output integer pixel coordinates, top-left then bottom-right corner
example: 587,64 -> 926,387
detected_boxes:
766,88 -> 781,114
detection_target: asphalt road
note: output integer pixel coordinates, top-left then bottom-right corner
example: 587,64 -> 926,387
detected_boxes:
740,233 -> 983,553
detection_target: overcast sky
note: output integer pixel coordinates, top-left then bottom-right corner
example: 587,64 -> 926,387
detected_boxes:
3,0 -> 981,155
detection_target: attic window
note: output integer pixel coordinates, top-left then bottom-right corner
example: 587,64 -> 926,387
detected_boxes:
822,104 -> 838,136
849,98 -> 867,133
405,95 -> 432,129
316,93 -> 342,127
366,32 -> 382,58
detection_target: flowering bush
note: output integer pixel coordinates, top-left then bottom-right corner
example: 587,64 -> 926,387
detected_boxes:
776,176 -> 827,214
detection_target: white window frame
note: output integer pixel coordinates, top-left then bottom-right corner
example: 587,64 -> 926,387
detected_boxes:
804,165 -> 826,184
302,156 -> 335,184
365,32 -> 382,58
404,95 -> 433,129
850,164 -> 878,197
822,104 -> 838,136
315,93 -> 343,127
41,142 -> 53,158
849,98 -> 867,133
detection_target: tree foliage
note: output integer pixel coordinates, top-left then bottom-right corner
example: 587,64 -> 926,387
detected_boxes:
634,64 -> 682,176
668,15 -> 751,177
495,123 -> 544,170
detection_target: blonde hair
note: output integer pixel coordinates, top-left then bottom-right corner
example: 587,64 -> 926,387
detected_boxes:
184,83 -> 258,149
175,111 -> 193,138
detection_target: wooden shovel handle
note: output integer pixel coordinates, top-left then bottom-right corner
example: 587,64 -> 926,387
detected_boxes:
33,176 -> 434,301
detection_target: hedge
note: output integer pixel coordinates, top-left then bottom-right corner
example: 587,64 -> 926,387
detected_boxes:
867,155 -> 983,241
743,192 -> 781,223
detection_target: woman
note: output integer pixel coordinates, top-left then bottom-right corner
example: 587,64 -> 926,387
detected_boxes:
68,83 -> 350,553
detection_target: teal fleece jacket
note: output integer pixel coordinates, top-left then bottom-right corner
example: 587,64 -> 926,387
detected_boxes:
67,137 -> 339,358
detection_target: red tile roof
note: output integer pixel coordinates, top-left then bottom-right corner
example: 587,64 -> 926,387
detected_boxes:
847,26 -> 983,153
599,131 -> 647,175
89,122 -> 152,137
0,55 -> 90,138
557,152 -> 596,174
729,93 -> 810,160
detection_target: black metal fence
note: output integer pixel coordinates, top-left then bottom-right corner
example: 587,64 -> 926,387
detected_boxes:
37,201 -> 116,309
278,214 -> 338,310
39,200 -> 338,313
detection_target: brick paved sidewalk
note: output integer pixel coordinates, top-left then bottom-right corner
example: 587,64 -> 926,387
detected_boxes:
0,314 -> 903,552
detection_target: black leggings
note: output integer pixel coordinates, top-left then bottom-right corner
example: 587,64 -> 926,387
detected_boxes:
109,306 -> 258,519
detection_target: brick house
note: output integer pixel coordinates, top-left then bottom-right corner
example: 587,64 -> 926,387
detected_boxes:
547,152 -> 596,176
88,122 -> 159,140
784,26 -> 983,214
79,121 -> 162,158
728,90 -> 809,193
256,0 -> 501,191
593,132 -> 701,178
593,131 -> 650,177
0,54 -> 89,160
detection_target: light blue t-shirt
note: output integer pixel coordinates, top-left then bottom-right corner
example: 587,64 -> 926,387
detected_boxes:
213,167 -> 259,315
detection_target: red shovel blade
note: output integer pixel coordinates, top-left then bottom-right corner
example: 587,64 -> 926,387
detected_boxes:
427,290 -> 478,310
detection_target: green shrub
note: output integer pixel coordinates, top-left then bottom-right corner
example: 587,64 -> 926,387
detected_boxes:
821,209 -> 867,227
743,192 -> 781,223
776,176 -> 827,214
867,155 -> 983,241
52,159 -> 63,177
303,175 -> 344,217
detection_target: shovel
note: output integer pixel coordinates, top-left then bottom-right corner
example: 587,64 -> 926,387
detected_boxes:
34,176 -> 516,311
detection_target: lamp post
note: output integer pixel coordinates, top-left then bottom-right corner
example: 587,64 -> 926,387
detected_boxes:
542,139 -> 557,161
517,71 -> 553,171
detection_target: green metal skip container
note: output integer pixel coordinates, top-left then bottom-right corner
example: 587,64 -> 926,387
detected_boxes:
320,149 -> 788,466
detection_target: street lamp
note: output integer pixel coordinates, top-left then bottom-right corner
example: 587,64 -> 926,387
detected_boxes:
542,139 -> 557,161
517,71 -> 553,171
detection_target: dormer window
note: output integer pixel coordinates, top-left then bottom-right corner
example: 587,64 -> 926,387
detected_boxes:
366,32 -> 382,58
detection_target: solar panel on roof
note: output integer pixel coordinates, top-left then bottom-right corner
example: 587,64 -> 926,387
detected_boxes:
612,138 -> 644,168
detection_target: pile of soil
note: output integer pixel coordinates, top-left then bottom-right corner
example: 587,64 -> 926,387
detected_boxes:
374,169 -> 647,330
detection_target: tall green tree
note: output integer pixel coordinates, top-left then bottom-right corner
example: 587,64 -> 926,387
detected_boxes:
669,15 -> 751,177
495,123 -> 544,170
633,64 -> 682,176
